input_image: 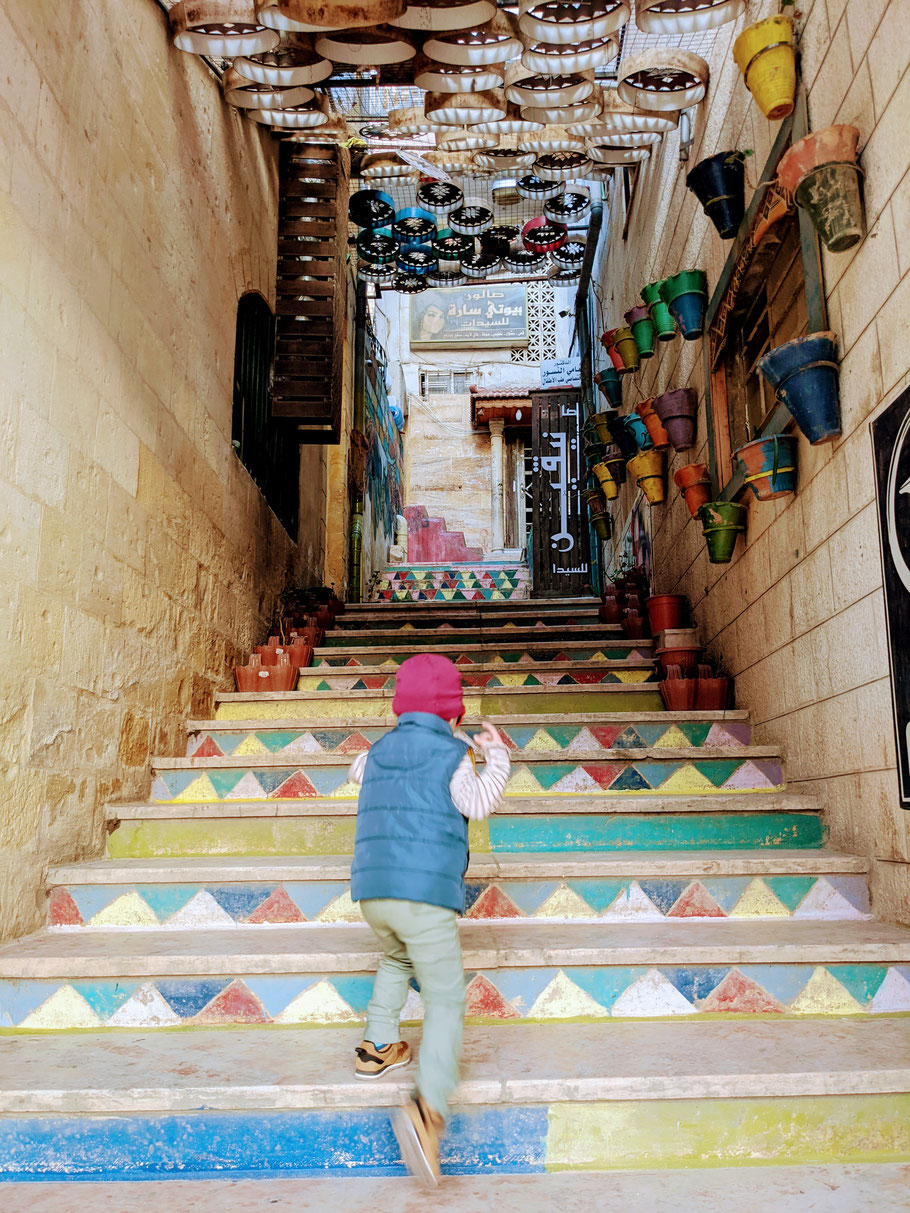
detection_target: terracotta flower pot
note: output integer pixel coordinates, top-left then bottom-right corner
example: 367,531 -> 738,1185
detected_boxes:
652,388 -> 699,451
622,610 -> 650,639
254,645 -> 280,667
287,642 -> 314,669
635,397 -> 671,449
659,669 -> 697,711
674,462 -> 712,517
656,644 -> 701,676
599,599 -> 624,625
234,657 -> 269,692
695,664 -> 731,710
646,594 -> 688,634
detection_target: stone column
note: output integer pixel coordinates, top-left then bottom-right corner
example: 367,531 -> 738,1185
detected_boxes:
489,418 -> 505,554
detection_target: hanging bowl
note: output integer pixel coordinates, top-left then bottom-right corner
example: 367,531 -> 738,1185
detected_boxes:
550,238 -> 586,270
545,188 -> 591,223
391,0 -> 496,31
636,0 -> 745,35
417,180 -> 465,217
223,67 -> 314,109
315,25 -> 416,64
394,272 -> 429,292
171,2 -> 280,55
522,126 -> 586,154
427,268 -> 467,286
392,207 -> 437,247
361,153 -> 419,180
235,35 -> 333,86
414,57 -> 505,93
387,106 -> 434,137
473,102 -> 544,135
349,188 -> 396,229
505,66 -> 595,107
587,144 -> 651,164
249,96 -> 329,127
279,0 -> 408,28
505,247 -> 548,273
517,173 -> 566,200
520,32 -> 619,75
617,50 -> 709,111
522,95 -> 603,127
462,250 -> 501,278
397,244 -> 439,275
522,217 -> 568,253
435,127 -> 499,151
423,11 -> 522,64
425,88 -> 507,125
517,0 -> 630,45
357,261 -> 397,286
356,228 -> 400,265
596,87 -> 680,132
534,150 -> 593,181
481,224 -> 522,256
473,147 -> 537,170
449,200 -> 495,235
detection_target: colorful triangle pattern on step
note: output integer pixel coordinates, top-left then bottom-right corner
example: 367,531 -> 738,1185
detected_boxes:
296,668 -> 658,692
374,565 -> 531,601
50,875 -> 873,928
6,961 -> 908,1029
313,647 -> 654,669
187,721 -> 753,758
152,756 -> 783,801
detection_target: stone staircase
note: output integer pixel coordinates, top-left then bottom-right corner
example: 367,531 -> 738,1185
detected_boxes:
1,596 -> 909,1188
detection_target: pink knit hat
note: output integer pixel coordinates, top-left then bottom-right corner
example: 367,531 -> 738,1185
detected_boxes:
392,653 -> 465,720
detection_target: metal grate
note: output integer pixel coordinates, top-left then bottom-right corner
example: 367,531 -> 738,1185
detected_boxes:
511,279 -> 558,363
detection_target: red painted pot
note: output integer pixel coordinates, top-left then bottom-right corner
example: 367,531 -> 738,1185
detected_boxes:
646,594 -> 688,634
656,645 -> 701,675
622,610 -> 650,639
635,397 -> 671,449
674,463 -> 712,517
266,659 -> 298,692
659,673 -> 697,711
287,642 -> 314,669
234,661 -> 269,692
599,599 -> 623,624
254,645 -> 280,666
695,674 -> 730,710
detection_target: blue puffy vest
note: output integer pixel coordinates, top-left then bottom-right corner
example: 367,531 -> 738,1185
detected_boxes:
350,712 -> 471,913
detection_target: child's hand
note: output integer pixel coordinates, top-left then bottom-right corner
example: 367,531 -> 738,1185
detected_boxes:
475,720 -> 503,750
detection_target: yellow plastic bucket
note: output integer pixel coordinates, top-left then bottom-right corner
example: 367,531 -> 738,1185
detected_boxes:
733,16 -> 795,121
593,462 -> 619,500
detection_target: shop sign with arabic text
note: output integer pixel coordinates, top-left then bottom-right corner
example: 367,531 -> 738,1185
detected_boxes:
410,285 -> 528,348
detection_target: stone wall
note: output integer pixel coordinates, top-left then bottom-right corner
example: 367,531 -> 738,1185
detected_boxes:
601,0 -> 910,921
0,0 -> 325,942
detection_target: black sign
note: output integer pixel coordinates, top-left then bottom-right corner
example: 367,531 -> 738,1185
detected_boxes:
530,390 -> 591,598
872,384 -> 910,810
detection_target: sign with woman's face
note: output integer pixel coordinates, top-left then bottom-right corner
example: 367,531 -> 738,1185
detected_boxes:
410,285 -> 529,348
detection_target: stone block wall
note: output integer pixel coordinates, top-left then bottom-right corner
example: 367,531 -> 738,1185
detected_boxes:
601,0 -> 910,920
0,0 -> 325,942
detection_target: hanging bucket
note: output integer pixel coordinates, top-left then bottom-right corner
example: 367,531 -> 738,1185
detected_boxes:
698,500 -> 747,564
628,449 -> 665,504
659,270 -> 708,340
613,325 -> 641,373
756,331 -> 841,444
674,462 -> 712,517
624,305 -> 656,358
601,329 -> 627,372
652,388 -> 698,451
593,461 -> 619,500
734,434 -> 798,500
635,397 -> 670,449
795,163 -> 865,253
591,512 -> 611,540
641,280 -> 677,341
588,412 -> 614,444
604,450 -> 627,485
732,15 -> 796,121
625,414 -> 654,452
685,151 -> 745,239
594,366 -> 623,408
605,413 -> 639,461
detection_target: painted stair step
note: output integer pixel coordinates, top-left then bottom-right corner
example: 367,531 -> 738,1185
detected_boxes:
216,686 -> 668,719
186,718 -> 755,758
148,753 -> 785,803
1,1019 -> 907,1113
296,662 -> 659,693
331,613 -> 600,632
3,921 -> 910,1028
322,625 -> 618,646
185,719 -> 755,758
311,642 -> 656,668
6,1167 -> 910,1212
49,867 -> 872,927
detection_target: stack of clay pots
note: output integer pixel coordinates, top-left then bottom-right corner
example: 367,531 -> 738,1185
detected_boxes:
600,566 -> 650,636
660,662 -> 731,711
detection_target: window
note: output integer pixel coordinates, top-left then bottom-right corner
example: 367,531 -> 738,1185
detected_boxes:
722,215 -> 808,452
419,368 -> 475,395
232,292 -> 299,536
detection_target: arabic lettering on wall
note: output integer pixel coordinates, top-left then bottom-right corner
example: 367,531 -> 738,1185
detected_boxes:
541,399 -> 589,578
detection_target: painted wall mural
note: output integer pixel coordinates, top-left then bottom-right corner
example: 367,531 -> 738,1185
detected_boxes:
362,329 -> 403,592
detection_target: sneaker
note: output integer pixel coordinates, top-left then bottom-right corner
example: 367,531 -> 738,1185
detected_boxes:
354,1040 -> 411,1080
392,1095 -> 444,1188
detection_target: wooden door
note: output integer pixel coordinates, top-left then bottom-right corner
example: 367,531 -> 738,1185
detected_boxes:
529,390 -> 591,597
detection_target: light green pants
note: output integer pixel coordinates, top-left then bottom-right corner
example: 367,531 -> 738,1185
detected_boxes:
361,897 -> 465,1121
